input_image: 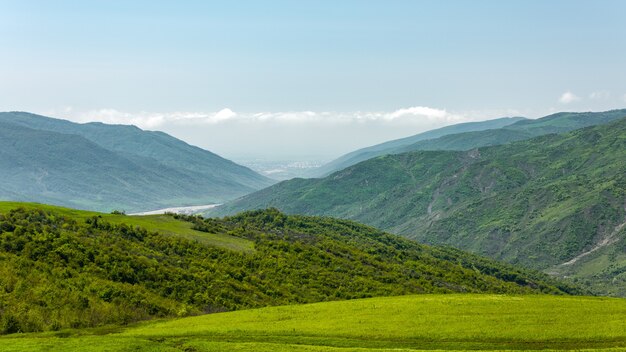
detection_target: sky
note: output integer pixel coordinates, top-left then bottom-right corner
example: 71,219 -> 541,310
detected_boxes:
1,0 -> 626,160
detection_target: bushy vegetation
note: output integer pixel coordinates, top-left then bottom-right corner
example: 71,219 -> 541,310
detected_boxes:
0,205 -> 581,334
3,294 -> 626,351
211,116 -> 626,295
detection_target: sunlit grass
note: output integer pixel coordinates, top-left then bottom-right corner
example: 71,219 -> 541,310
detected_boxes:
3,294 -> 626,351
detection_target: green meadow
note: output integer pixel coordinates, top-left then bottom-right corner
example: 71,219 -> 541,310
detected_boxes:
2,294 -> 626,351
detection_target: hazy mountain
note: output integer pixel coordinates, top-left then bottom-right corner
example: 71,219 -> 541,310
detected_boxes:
0,112 -> 273,212
309,117 -> 526,177
311,110 -> 626,177
209,115 -> 626,295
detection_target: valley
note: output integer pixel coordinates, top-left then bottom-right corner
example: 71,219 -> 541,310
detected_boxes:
3,2 -> 625,350
210,114 -> 626,296
1,111 -> 625,350
128,204 -> 221,216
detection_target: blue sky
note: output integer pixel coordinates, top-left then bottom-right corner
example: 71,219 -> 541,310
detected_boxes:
1,1 -> 625,158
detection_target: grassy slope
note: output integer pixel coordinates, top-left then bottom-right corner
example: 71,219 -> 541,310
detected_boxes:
0,202 -> 581,334
210,117 -> 626,295
0,201 -> 252,251
0,112 -> 273,212
3,294 -> 626,351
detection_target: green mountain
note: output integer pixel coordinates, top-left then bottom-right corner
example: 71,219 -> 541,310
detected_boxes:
0,112 -> 273,212
210,116 -> 626,295
310,116 -> 525,177
0,202 -> 579,334
312,109 -> 626,177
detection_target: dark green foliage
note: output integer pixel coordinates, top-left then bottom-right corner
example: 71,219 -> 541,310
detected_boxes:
0,206 -> 580,334
211,117 -> 626,295
0,111 -> 273,212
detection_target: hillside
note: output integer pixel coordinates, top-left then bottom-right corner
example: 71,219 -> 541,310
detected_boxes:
312,109 -> 626,177
210,117 -> 626,295
3,294 -> 626,351
0,202 -> 580,334
0,112 -> 273,212
309,116 -> 525,177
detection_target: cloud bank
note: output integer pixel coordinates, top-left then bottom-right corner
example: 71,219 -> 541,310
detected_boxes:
58,106 -> 476,130
41,106 -> 528,159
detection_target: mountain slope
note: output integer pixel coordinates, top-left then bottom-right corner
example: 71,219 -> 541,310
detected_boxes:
397,109 -> 626,153
310,117 -> 525,177
0,112 -> 273,212
0,202 -> 579,334
210,116 -> 626,295
312,109 -> 626,177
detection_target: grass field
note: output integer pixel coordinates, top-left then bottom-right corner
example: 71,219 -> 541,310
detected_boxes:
2,294 -> 626,351
0,201 -> 253,252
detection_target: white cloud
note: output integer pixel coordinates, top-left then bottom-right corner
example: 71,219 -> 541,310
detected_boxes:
559,91 -> 580,104
38,106 -> 531,159
386,106 -> 447,120
623,93 -> 626,102
589,91 -> 611,100
53,105 -> 482,130
210,108 -> 237,123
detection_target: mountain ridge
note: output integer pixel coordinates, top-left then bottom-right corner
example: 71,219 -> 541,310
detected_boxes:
311,109 -> 626,177
0,112 -> 274,212
309,116 -> 526,177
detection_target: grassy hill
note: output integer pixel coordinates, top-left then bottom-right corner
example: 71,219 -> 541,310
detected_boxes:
0,112 -> 273,212
312,109 -> 626,177
0,202 -> 580,334
210,117 -> 626,295
2,294 -> 626,351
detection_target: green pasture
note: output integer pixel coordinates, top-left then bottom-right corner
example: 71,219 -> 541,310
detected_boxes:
2,294 -> 626,351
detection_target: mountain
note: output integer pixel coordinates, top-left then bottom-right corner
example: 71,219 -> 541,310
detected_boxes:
309,117 -> 526,177
312,109 -> 626,177
0,202 -> 579,334
0,112 -> 273,212
209,116 -> 626,295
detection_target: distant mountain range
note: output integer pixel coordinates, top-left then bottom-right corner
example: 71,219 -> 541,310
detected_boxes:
0,112 -> 274,212
309,116 -> 526,177
210,110 -> 626,295
310,110 -> 626,177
